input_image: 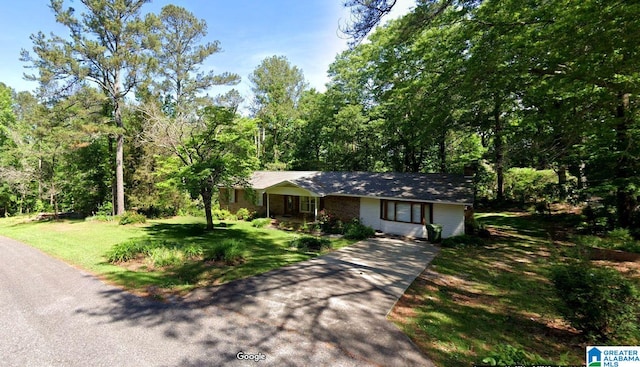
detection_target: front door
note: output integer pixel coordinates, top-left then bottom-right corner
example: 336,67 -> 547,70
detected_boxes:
283,195 -> 299,216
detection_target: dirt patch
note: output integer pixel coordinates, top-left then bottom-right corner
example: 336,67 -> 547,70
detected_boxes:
589,247 -> 640,262
120,254 -> 149,271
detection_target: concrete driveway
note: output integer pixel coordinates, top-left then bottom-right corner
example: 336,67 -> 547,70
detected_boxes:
0,235 -> 437,366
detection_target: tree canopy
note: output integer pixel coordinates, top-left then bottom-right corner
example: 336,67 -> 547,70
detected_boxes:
1,0 -> 638,230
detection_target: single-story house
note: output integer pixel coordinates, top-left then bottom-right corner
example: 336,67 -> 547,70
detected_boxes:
219,171 -> 474,239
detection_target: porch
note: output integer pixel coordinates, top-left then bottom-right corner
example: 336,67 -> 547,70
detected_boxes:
266,193 -> 321,221
264,182 -> 322,221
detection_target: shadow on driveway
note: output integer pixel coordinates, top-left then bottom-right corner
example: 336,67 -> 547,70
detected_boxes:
74,236 -> 438,366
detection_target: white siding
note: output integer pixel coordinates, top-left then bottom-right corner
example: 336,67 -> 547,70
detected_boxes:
359,199 -> 465,239
360,197 -> 428,238
432,203 -> 465,238
380,220 -> 427,238
359,198 -> 381,229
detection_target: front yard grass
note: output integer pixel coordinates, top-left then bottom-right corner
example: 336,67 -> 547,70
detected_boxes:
389,211 -> 640,366
0,216 -> 353,298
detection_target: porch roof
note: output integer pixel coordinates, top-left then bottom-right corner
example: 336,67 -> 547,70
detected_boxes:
245,171 -> 473,205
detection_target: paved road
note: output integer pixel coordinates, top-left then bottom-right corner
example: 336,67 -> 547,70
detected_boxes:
0,235 -> 437,366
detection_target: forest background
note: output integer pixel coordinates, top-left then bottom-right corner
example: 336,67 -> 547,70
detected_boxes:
0,0 -> 638,234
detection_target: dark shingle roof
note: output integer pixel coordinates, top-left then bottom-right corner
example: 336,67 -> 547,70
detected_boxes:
246,171 -> 473,205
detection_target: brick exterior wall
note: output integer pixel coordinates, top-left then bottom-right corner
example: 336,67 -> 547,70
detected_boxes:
323,195 -> 361,222
267,194 -> 285,216
220,189 -> 362,221
219,188 -> 266,216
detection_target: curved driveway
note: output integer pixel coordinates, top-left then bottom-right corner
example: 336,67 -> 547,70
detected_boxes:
0,235 -> 437,366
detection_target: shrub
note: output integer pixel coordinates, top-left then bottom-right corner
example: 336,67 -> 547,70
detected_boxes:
534,201 -> 551,215
343,219 -> 375,240
106,238 -> 153,263
212,208 -> 236,221
147,247 -> 184,267
441,234 -> 485,248
251,218 -> 271,228
222,244 -> 245,264
317,210 -> 343,234
481,344 -> 553,366
96,201 -> 114,216
301,220 -> 320,233
183,244 -> 204,259
291,236 -> 331,251
137,205 -> 177,219
503,167 -> 562,203
551,262 -> 640,342
573,232 -> 640,254
205,240 -> 245,264
582,204 -> 616,234
235,208 -> 252,221
118,211 -> 147,225
608,228 -> 633,242
106,239 -> 203,265
85,214 -> 115,222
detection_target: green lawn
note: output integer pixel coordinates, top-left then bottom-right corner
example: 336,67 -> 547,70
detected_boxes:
389,211 -> 621,367
0,216 -> 352,298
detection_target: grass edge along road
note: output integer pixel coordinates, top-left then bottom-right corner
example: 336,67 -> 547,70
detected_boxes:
0,215 -> 353,299
389,211 -> 640,367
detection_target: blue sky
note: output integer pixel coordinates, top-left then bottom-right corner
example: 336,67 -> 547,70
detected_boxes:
0,0 -> 412,109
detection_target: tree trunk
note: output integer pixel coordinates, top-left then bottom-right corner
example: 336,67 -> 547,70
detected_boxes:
113,85 -> 126,215
201,186 -> 214,230
557,164 -> 567,199
615,92 -> 635,228
493,101 -> 504,202
115,133 -> 125,215
438,129 -> 447,173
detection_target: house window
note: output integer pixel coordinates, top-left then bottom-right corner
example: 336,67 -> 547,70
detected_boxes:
256,190 -> 264,206
381,200 -> 431,224
300,196 -> 316,213
229,189 -> 236,203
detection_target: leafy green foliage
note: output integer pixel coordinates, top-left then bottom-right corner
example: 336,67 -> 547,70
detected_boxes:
291,236 -> 331,251
481,344 -> 553,366
106,238 -> 154,263
118,212 -> 147,225
251,218 -> 271,228
183,243 -> 204,258
551,262 -> 640,342
147,247 -> 184,267
204,239 -> 245,264
235,208 -> 252,221
249,55 -> 306,166
317,210 -> 343,234
608,228 -> 634,242
503,168 -> 563,204
573,230 -> 640,254
106,237 -> 204,267
343,219 -> 375,240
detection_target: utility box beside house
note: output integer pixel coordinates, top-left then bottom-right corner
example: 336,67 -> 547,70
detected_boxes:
426,223 -> 443,243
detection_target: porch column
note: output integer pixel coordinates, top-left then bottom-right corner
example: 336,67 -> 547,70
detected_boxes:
314,196 -> 318,221
266,192 -> 270,218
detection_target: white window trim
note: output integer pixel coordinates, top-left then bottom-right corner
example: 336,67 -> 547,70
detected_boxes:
299,196 -> 316,213
381,200 -> 431,224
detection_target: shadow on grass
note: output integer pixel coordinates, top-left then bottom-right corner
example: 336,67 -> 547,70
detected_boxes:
393,211 -> 586,366
105,221 -> 314,294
